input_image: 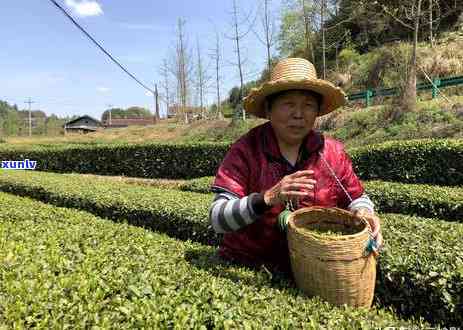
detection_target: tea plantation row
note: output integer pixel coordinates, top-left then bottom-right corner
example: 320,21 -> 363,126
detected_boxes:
0,171 -> 461,326
179,176 -> 463,222
0,138 -> 461,185
0,192 -> 426,329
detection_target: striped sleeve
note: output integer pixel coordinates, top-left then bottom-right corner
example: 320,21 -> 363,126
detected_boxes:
208,191 -> 269,234
348,193 -> 375,214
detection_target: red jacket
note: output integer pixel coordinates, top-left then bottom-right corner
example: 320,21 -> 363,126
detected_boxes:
212,121 -> 364,271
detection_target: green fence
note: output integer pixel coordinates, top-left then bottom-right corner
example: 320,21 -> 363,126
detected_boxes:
347,75 -> 463,106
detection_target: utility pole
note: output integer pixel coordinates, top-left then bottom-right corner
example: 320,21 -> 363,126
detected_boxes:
154,84 -> 160,122
25,97 -> 35,137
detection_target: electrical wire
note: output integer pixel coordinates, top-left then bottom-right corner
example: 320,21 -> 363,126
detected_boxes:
48,0 -> 155,94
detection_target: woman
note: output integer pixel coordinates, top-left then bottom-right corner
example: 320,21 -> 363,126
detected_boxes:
209,58 -> 383,273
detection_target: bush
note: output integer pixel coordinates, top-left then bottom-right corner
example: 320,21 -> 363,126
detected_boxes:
376,213 -> 463,326
181,176 -> 463,222
0,142 -> 230,180
349,139 -> 463,186
0,138 -> 461,184
364,180 -> 463,221
0,192 -> 426,328
0,171 -> 460,326
179,176 -> 214,194
0,171 -> 217,246
336,40 -> 463,94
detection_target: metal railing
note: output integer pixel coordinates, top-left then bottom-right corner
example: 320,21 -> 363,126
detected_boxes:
347,75 -> 463,106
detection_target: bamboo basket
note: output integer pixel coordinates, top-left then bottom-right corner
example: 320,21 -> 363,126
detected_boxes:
287,206 -> 377,308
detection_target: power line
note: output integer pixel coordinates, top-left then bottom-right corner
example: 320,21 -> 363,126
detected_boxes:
48,0 -> 155,94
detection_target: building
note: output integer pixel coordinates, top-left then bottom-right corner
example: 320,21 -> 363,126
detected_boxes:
101,117 -> 156,128
63,115 -> 102,134
167,105 -> 205,120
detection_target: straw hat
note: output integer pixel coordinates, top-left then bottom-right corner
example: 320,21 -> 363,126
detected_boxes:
243,58 -> 347,118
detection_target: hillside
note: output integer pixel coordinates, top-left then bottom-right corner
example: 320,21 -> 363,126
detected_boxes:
328,30 -> 463,94
3,95 -> 462,148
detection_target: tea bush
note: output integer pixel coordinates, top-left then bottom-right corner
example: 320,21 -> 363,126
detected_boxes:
349,138 -> 463,186
180,176 -> 463,222
0,138 -> 462,184
0,171 -> 461,326
0,192 -> 425,328
0,142 -> 229,179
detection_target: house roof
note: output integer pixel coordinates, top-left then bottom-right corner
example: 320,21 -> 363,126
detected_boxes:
64,115 -> 102,127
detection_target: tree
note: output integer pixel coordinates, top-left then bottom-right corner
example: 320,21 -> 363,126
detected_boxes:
45,114 -> 66,136
101,107 -> 151,121
195,37 -> 211,119
0,104 -> 20,136
159,58 -> 175,118
0,101 -> 21,136
373,0 -> 425,114
320,0 -> 327,79
210,27 -> 223,120
278,0 -> 315,59
252,0 -> 278,78
172,18 -> 194,123
227,80 -> 259,111
226,0 -> 256,121
302,0 -> 317,63
278,0 -> 348,75
329,0 -> 462,52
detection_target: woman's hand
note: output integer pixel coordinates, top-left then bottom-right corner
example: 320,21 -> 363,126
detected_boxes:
263,170 -> 316,207
353,208 -> 383,247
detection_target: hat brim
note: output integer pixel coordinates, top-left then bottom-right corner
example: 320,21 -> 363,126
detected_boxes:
243,79 -> 347,118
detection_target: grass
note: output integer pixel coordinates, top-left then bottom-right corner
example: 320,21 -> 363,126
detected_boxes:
3,118 -> 266,146
322,95 -> 463,148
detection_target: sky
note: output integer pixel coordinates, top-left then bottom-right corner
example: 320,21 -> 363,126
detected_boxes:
1,0 -> 282,119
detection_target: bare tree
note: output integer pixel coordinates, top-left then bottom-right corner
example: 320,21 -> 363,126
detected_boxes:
177,18 -> 188,123
300,0 -> 336,76
252,0 -> 277,77
378,0 -> 424,114
307,0 -> 330,79
300,0 -> 316,63
226,0 -> 256,121
173,18 -> 193,123
159,58 -> 173,118
429,0 -> 434,47
428,0 -> 443,48
195,37 -> 211,119
210,27 -> 223,120
320,0 -> 326,79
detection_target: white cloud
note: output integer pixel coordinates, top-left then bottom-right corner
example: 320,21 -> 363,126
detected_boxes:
65,0 -> 103,17
97,87 -> 110,93
145,91 -> 154,97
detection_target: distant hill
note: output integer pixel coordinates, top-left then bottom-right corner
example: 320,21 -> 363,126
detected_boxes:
0,100 -> 69,136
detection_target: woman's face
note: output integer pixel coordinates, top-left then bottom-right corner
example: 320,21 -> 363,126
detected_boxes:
268,90 -> 319,146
